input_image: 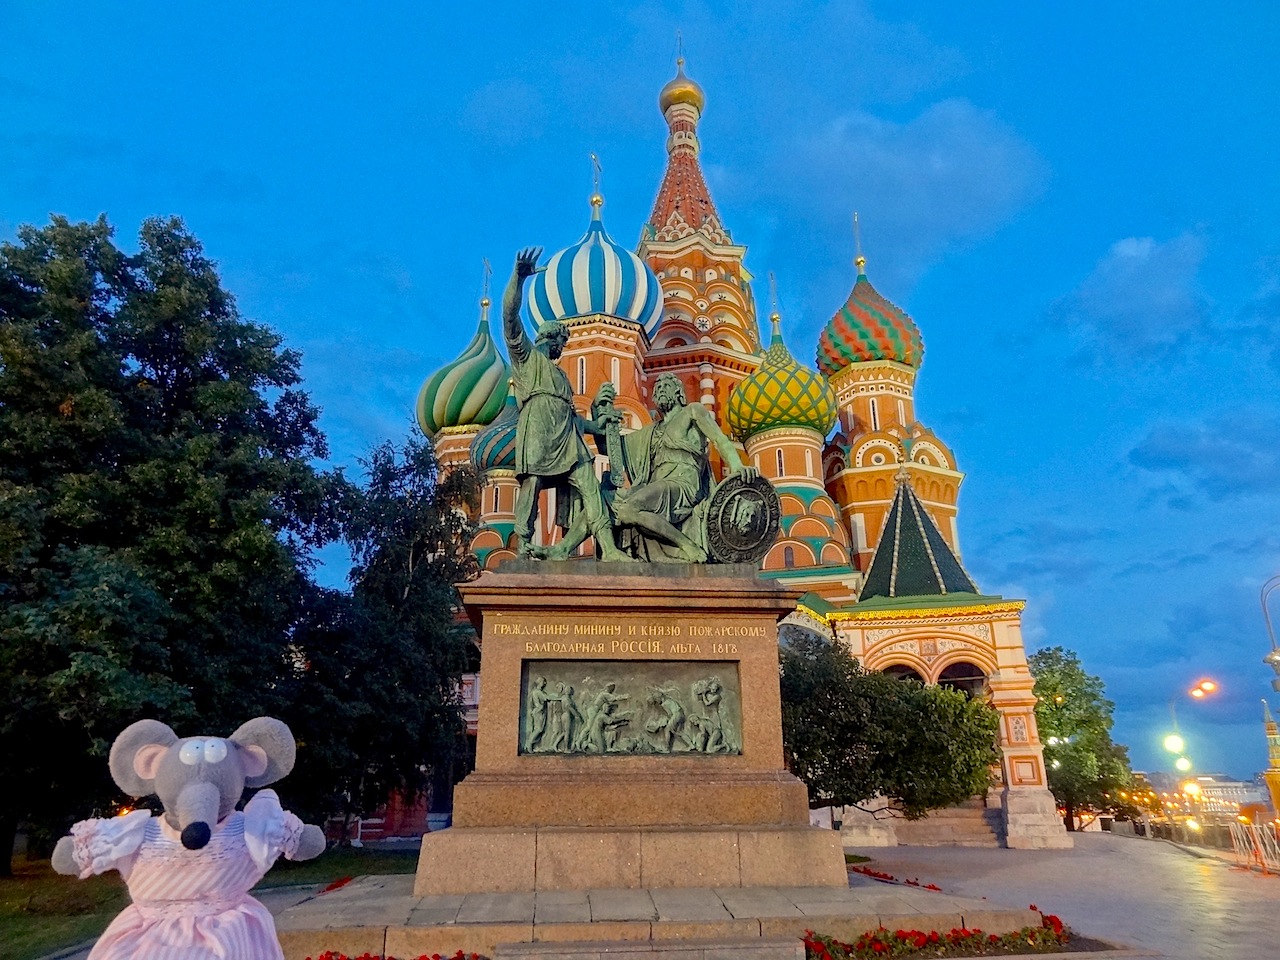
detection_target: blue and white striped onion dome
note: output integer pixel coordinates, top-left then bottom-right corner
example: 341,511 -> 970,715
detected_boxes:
527,196 -> 664,339
416,298 -> 510,438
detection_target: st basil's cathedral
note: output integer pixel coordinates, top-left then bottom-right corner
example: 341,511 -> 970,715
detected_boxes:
416,62 -> 1069,848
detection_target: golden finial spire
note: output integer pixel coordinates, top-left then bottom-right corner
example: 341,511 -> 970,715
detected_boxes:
853,212 -> 866,273
767,271 -> 782,334
589,152 -> 604,211
480,258 -> 492,310
676,29 -> 684,68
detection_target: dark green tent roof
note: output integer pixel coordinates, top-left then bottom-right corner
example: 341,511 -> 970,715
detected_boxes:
859,472 -> 979,600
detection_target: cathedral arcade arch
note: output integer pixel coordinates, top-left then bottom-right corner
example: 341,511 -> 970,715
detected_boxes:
937,661 -> 989,699
883,664 -> 926,684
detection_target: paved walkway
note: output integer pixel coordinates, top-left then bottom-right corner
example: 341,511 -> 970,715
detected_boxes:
848,832 -> 1280,960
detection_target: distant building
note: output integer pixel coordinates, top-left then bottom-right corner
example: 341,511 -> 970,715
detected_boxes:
418,61 -> 1064,848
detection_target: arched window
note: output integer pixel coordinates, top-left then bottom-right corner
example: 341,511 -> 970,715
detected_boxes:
577,357 -> 586,394
938,662 -> 988,699
884,665 -> 925,684
775,449 -> 785,476
869,398 -> 880,431
492,485 -> 500,513
783,546 -> 795,568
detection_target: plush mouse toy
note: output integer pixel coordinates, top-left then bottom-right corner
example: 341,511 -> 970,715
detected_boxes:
51,716 -> 326,960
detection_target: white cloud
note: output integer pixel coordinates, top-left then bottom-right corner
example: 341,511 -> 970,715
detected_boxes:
1053,234 -> 1208,356
1130,410 -> 1280,503
734,98 -> 1046,307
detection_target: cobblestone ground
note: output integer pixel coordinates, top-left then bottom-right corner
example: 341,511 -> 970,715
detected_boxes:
848,832 -> 1279,960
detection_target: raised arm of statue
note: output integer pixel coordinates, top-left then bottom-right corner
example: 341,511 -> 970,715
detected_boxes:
691,402 -> 759,480
503,247 -> 542,366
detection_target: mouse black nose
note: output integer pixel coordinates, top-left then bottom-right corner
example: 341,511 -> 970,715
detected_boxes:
181,822 -> 212,850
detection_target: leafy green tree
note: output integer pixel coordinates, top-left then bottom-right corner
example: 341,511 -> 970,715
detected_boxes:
780,631 -> 1000,819
282,437 -> 481,834
0,216 -> 347,872
1029,646 -> 1136,830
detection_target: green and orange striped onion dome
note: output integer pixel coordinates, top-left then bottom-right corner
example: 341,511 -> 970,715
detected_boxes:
416,298 -> 509,438
726,313 -> 837,442
816,262 -> 923,375
469,391 -> 517,472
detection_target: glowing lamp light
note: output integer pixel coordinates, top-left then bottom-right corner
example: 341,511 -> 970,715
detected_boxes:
1190,688 -> 1205,698
1163,734 -> 1185,754
1186,818 -> 1201,831
1182,782 -> 1201,796
1175,757 -> 1193,772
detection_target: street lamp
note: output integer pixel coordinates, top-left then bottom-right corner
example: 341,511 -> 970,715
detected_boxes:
1163,680 -> 1218,775
1262,575 -> 1280,692
1189,679 -> 1216,699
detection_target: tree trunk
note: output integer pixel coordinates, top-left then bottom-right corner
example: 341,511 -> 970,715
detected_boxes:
0,813 -> 18,877
1062,803 -> 1077,831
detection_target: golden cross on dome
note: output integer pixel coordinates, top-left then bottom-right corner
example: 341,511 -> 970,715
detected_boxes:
480,258 -> 492,308
853,212 -> 866,272
590,152 -> 603,207
676,29 -> 684,67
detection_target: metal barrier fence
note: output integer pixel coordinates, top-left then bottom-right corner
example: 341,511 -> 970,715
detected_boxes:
1229,822 -> 1280,873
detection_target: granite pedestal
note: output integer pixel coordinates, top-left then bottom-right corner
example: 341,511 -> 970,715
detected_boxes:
414,562 -> 847,896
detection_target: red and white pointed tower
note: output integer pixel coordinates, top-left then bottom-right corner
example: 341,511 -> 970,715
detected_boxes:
639,58 -> 761,444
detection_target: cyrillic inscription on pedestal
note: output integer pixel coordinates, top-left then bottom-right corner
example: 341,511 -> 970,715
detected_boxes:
520,660 -> 741,755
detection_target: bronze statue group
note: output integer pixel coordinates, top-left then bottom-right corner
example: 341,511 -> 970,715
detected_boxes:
502,249 -> 768,564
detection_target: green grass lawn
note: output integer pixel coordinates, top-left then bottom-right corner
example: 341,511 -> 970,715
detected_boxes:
0,847 -> 418,960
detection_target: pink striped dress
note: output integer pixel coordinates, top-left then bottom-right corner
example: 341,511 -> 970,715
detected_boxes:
69,789 -> 306,960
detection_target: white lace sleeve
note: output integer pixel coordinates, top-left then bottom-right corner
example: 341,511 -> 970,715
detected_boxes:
68,810 -> 151,879
243,789 -> 306,871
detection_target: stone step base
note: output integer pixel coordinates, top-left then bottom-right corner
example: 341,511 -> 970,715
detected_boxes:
495,937 -> 804,959
273,875 -> 1042,960
414,825 -> 847,894
893,807 -> 1003,848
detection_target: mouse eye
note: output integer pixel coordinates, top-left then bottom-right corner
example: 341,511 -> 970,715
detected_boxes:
203,739 -> 228,763
178,740 -> 205,765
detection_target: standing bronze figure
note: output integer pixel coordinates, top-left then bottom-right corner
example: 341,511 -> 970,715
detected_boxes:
501,248 -> 629,561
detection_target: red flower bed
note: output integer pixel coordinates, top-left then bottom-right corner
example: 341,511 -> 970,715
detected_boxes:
803,910 -> 1070,958
306,952 -> 486,960
848,864 -> 942,891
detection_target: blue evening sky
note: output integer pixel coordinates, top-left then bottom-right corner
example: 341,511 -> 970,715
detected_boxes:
4,2 -> 1278,780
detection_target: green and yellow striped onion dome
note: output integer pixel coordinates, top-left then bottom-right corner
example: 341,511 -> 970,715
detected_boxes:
816,261 -> 923,375
469,391 -> 518,472
726,313 -> 838,442
416,297 -> 510,438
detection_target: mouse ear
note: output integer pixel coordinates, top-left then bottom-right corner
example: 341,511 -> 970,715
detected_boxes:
228,717 -> 296,787
109,720 -> 178,797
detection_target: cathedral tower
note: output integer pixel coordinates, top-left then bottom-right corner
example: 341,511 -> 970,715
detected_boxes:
819,249 -> 963,569
416,290 -> 510,469
639,59 -> 762,431
727,304 -> 856,601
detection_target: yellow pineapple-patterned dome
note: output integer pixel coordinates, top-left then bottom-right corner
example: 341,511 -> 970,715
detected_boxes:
726,312 -> 837,442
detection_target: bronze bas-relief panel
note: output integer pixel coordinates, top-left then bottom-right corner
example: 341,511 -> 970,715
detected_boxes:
519,660 -> 742,756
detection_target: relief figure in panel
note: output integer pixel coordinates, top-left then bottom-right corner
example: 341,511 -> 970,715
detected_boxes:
519,663 -> 742,757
